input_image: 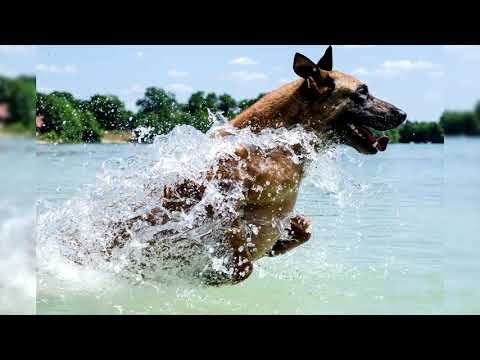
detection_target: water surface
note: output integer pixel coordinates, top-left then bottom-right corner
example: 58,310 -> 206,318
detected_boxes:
29,137 -> 480,314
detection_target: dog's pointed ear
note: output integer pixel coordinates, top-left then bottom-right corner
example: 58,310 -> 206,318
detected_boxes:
293,52 -> 319,79
317,45 -> 333,71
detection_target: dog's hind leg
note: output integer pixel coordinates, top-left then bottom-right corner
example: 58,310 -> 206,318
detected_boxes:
268,215 -> 311,257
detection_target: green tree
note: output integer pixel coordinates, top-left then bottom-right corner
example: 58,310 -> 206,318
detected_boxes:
398,121 -> 415,143
187,111 -> 213,133
134,87 -> 181,134
78,111 -> 103,142
36,94 -> 74,133
36,93 -> 102,142
87,94 -> 130,130
218,94 -> 237,118
49,91 -> 76,105
186,91 -> 219,114
474,101 -> 480,121
204,92 -> 219,111
440,111 -> 480,135
0,75 -> 35,133
186,91 -> 206,114
426,122 -> 444,143
398,121 -> 444,143
238,93 -> 266,112
136,87 -> 178,114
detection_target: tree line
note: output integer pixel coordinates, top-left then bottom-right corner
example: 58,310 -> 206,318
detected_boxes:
2,73 -> 479,143
36,87 -> 451,144
35,87 -> 265,143
0,75 -> 36,134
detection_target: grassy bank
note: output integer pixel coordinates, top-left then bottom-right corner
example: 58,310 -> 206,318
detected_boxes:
36,130 -> 133,144
101,130 -> 133,144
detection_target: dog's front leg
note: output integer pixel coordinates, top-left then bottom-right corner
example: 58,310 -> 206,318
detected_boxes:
227,221 -> 254,284
268,215 -> 311,257
200,218 -> 253,286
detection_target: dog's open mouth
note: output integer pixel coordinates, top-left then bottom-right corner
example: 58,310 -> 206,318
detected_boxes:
347,123 -> 389,152
334,121 -> 391,155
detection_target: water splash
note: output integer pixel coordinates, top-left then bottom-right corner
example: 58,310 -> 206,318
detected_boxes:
0,138 -> 36,314
38,120 -> 364,287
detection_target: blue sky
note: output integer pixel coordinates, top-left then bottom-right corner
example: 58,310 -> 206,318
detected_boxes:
1,45 -> 480,121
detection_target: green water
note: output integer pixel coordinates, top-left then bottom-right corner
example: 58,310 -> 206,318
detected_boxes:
3,137 -> 479,314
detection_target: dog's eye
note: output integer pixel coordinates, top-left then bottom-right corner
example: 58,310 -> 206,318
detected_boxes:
351,90 -> 367,104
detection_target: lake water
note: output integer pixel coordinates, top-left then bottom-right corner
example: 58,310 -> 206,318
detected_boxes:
1,136 -> 479,314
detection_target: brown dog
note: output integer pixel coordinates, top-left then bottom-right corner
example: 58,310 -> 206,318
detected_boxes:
107,46 -> 406,285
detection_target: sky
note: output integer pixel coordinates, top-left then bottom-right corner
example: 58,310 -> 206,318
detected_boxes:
1,45 -> 480,121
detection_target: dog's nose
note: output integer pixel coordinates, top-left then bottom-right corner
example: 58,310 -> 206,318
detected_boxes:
397,109 -> 407,122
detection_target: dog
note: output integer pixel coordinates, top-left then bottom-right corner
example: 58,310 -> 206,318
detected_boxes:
105,46 -> 407,285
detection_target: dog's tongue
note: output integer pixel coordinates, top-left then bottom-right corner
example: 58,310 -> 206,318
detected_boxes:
357,125 -> 389,152
375,135 -> 389,152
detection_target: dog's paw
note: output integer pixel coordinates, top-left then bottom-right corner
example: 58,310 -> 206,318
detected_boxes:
288,215 -> 312,241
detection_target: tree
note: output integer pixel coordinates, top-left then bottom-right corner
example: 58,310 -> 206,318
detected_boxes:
474,100 -> 480,121
0,76 -> 36,132
36,93 -> 102,142
398,121 -> 415,143
36,94 -> 75,133
49,91 -> 76,104
123,110 -> 136,130
87,94 -> 130,130
136,87 -> 178,115
187,110 -> 213,133
218,94 -> 237,118
78,111 -> 103,143
186,91 -> 206,114
204,92 -> 219,111
0,76 -> 11,102
186,91 -> 220,114
427,122 -> 444,143
135,112 -> 175,135
134,87 -> 182,135
440,111 -> 480,135
238,93 -> 266,112
398,121 -> 444,143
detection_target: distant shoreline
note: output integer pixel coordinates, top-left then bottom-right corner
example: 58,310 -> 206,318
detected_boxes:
36,130 -> 134,145
34,134 -> 480,145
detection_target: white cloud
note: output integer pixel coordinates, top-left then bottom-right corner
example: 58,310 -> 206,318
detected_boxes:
0,45 -> 36,55
36,64 -> 77,74
273,66 -> 282,72
231,71 -> 267,81
136,51 -> 144,57
167,69 -> 189,78
165,83 -> 193,93
352,60 -> 441,78
381,60 -> 439,73
229,57 -> 258,65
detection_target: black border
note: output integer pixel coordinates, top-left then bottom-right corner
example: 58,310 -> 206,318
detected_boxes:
0,315 -> 478,347
3,5 -> 480,44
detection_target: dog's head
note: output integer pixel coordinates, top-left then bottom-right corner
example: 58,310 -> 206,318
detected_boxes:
292,46 -> 407,154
